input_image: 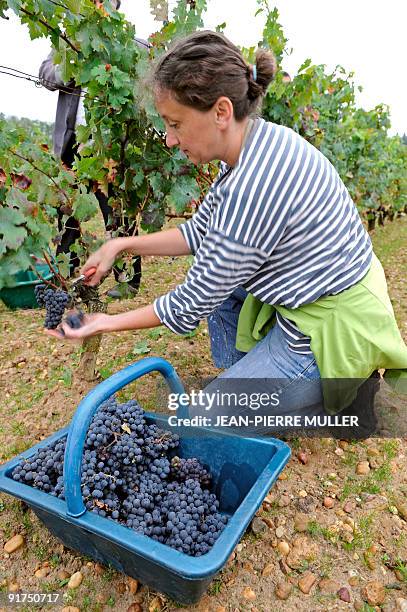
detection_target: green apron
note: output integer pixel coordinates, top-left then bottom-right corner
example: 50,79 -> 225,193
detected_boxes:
236,254 -> 407,414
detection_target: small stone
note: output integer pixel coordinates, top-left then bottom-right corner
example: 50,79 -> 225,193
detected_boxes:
262,563 -> 274,577
62,608 -> 80,612
94,562 -> 104,575
279,558 -> 290,575
334,447 -> 344,456
363,552 -> 376,570
298,572 -> 317,594
242,587 -> 256,601
298,489 -> 308,498
338,440 -> 349,450
278,472 -> 288,480
116,581 -> 127,594
4,534 -> 24,554
349,576 -> 359,587
277,541 -> 290,555
278,495 -> 291,507
262,517 -> 274,529
297,451 -> 309,464
227,552 -> 236,566
251,517 -> 267,535
286,536 -> 319,570
353,601 -> 364,611
362,581 -> 386,605
8,581 -> 20,592
338,587 -> 351,603
323,497 -> 335,509
35,567 -> 50,578
395,570 -> 405,582
342,531 -> 354,543
395,598 -> 407,612
148,596 -> 163,612
275,526 -> 285,538
275,581 -> 292,600
96,593 -> 109,605
343,500 -> 356,513
57,569 -> 70,580
214,608 -> 226,612
356,461 -> 370,475
318,578 -> 340,594
127,605 -> 143,612
394,499 -> 407,522
67,571 -> 83,589
294,514 -> 309,532
264,495 -> 274,505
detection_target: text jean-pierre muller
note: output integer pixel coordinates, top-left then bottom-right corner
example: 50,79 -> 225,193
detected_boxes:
167,415 -> 359,427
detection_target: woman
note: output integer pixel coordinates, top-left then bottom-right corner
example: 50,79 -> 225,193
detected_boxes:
48,31 -> 407,425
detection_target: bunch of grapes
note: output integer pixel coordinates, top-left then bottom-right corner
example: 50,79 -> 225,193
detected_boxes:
170,456 -> 212,488
34,284 -> 70,329
11,396 -> 227,556
35,284 -> 85,330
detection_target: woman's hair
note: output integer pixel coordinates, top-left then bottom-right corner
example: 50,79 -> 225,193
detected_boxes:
153,30 -> 276,120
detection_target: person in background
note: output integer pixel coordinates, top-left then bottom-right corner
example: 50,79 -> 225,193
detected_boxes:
39,0 -> 149,298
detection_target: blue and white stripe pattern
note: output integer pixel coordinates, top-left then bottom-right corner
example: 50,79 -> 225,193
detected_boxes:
154,118 -> 372,353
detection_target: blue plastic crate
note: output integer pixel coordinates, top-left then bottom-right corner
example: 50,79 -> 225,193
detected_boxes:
0,357 -> 290,604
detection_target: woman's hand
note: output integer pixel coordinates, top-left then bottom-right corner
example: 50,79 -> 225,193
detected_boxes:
45,312 -> 110,341
80,238 -> 126,287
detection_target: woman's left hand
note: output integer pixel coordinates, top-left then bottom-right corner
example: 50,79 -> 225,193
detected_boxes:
45,312 -> 110,342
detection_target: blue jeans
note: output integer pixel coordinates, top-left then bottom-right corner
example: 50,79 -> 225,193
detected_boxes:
206,288 -> 325,417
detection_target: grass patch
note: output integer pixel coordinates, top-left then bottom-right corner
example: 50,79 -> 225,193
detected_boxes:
307,520 -> 340,545
207,578 -> 223,595
394,559 -> 407,583
341,460 -> 393,500
342,513 -> 375,552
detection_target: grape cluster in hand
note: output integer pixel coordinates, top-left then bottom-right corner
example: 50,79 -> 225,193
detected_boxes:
11,397 -> 227,557
34,284 -> 69,329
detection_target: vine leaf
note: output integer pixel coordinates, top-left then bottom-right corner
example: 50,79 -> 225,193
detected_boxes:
132,340 -> 151,355
10,172 -> 32,190
167,175 -> 200,213
0,207 -> 27,250
150,0 -> 168,22
72,187 -> 99,222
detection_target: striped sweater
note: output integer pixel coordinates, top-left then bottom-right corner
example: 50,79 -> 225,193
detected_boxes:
154,117 -> 372,354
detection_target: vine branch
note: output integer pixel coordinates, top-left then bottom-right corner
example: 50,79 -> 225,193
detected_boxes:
42,250 -> 69,291
19,7 -> 80,53
30,263 -> 60,291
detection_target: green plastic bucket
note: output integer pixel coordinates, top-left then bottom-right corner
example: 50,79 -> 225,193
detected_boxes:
0,264 -> 53,310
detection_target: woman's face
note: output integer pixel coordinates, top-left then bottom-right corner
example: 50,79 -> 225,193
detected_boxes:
154,88 -> 226,165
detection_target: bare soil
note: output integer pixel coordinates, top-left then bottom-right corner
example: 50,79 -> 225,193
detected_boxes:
0,218 -> 406,612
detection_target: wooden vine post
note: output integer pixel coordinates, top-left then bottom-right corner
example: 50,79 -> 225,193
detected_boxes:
77,285 -> 107,382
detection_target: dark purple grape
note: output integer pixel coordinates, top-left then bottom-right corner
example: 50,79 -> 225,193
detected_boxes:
65,310 -> 85,329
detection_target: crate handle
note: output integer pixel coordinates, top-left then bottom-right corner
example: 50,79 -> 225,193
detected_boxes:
64,357 -> 185,518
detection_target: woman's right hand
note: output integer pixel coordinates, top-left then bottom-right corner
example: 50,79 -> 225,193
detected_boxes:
80,238 -> 125,286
